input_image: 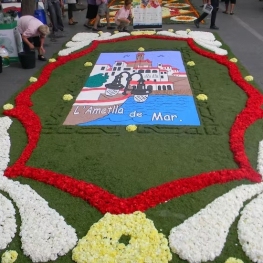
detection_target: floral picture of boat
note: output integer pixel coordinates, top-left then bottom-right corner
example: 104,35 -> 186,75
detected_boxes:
63,51 -> 201,126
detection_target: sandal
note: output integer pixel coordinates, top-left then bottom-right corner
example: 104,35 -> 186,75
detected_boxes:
84,24 -> 92,29
222,11 -> 228,14
230,12 -> 234,15
38,55 -> 47,61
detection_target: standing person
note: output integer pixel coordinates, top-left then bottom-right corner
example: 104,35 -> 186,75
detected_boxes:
115,0 -> 132,32
223,0 -> 236,15
67,0 -> 78,25
43,0 -> 64,35
84,0 -> 98,28
194,0 -> 219,30
17,15 -> 50,61
92,0 -> 115,31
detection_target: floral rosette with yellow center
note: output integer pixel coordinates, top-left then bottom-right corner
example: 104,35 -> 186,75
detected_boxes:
72,211 -> 172,263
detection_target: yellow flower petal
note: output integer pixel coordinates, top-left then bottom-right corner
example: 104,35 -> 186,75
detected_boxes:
84,62 -> 93,67
1,250 -> 18,263
138,47 -> 145,52
186,28 -> 191,33
63,94 -> 73,101
225,257 -> 244,263
187,61 -> 195,66
131,31 -> 156,36
196,94 -> 208,101
3,103 -> 14,110
229,57 -> 238,63
114,30 -> 119,34
72,212 -> 172,263
48,58 -> 56,63
29,77 -> 37,83
244,75 -> 253,82
168,29 -> 174,32
126,125 -> 137,132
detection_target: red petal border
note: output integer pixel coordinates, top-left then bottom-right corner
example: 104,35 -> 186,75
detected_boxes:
3,35 -> 263,214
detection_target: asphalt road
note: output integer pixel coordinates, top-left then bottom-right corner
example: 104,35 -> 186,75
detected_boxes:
0,0 -> 263,106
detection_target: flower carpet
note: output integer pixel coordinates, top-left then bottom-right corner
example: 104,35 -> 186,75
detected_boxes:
103,0 -> 199,25
1,30 -> 263,263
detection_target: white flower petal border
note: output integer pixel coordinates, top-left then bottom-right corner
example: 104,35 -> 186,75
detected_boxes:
238,193 -> 263,263
169,183 -> 263,263
0,193 -> 16,250
0,117 -> 78,262
58,30 -> 227,56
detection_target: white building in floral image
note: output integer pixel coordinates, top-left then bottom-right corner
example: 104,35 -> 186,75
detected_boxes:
91,52 -> 187,91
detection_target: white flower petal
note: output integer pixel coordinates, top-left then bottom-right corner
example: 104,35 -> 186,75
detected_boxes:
169,183 -> 263,263
238,192 -> 263,263
0,117 -> 12,172
0,193 -> 17,249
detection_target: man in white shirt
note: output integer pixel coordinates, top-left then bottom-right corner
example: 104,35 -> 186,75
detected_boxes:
18,15 -> 50,61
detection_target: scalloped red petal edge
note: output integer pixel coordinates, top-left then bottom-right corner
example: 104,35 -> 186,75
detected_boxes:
3,35 -> 263,214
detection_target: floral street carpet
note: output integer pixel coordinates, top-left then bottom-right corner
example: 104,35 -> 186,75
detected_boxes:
1,30 -> 263,263
103,0 -> 200,25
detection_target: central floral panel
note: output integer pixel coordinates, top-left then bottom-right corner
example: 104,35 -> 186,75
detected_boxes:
64,51 -> 200,126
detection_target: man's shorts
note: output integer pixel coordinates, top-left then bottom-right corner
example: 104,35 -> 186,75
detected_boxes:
225,0 -> 236,4
98,3 -> 109,16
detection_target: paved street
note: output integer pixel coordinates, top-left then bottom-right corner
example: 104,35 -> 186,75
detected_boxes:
1,0 -> 263,106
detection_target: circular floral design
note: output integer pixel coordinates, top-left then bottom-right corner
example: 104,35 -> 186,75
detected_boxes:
170,15 -> 196,22
165,3 -> 190,8
72,212 -> 172,263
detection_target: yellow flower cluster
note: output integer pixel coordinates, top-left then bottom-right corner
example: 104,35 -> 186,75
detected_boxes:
63,94 -> 73,101
126,125 -> 137,132
114,30 -> 119,34
225,257 -> 244,263
98,31 -> 103,34
29,77 -> 37,83
49,58 -> 56,63
138,47 -> 145,51
168,29 -> 174,32
72,212 -> 172,263
187,61 -> 195,66
131,31 -> 156,36
244,75 -> 254,82
84,62 -> 93,67
1,250 -> 18,263
229,58 -> 238,63
196,94 -> 208,101
3,103 -> 14,110
186,29 -> 191,33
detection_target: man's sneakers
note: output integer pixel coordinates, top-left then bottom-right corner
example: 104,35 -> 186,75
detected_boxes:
210,25 -> 219,30
194,19 -> 199,28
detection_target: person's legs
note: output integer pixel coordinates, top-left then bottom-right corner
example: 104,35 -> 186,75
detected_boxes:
210,7 -> 218,28
48,1 -> 59,32
92,14 -> 101,30
194,12 -> 207,28
53,0 -> 64,30
223,0 -> 229,13
68,4 -> 77,24
106,12 -> 114,28
32,36 -> 47,61
230,0 -> 236,14
22,37 -> 32,52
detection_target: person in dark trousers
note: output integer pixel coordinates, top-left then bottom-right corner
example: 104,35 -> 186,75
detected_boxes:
44,0 -> 64,35
67,0 -> 78,25
194,0 -> 219,30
